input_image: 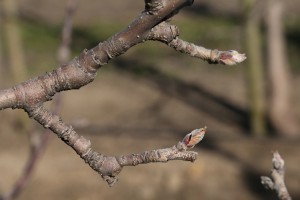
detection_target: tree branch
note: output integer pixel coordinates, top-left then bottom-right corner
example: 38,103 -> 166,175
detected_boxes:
0,0 -> 246,112
261,151 -> 292,200
146,22 -> 246,65
0,0 -> 244,187
27,104 -> 206,186
0,1 -> 78,199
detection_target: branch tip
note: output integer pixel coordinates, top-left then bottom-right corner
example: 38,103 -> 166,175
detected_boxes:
261,151 -> 292,200
217,50 -> 247,65
272,151 -> 284,170
182,126 -> 207,149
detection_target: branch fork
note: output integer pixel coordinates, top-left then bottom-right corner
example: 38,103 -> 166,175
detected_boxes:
0,0 -> 244,187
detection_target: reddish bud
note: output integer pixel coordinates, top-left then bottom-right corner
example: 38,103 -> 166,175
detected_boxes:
182,126 -> 207,148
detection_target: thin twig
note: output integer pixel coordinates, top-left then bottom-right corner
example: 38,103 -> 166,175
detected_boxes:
57,0 -> 78,64
146,22 -> 246,65
261,151 -> 292,200
0,0 -> 245,188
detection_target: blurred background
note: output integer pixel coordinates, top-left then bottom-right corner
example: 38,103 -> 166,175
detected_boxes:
0,0 -> 299,199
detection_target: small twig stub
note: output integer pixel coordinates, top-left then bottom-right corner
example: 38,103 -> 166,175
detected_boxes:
261,151 -> 292,200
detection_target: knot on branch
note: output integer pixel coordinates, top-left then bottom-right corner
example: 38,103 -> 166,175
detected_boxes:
99,156 -> 123,187
81,151 -> 122,187
208,49 -> 220,64
74,49 -> 99,75
147,22 -> 179,43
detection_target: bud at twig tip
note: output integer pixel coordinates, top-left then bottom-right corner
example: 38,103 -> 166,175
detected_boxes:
182,126 -> 207,148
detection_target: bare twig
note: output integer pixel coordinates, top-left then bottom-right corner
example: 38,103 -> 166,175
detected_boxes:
0,0 -> 245,187
169,39 -> 246,65
147,22 -> 246,65
2,130 -> 50,200
57,0 -> 78,64
261,151 -> 292,200
27,104 -> 207,187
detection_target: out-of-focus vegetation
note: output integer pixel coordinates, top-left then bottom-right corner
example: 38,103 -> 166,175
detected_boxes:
5,1 -> 300,137
13,9 -> 300,77
20,20 -> 59,74
286,20 -> 300,71
1,1 -> 300,200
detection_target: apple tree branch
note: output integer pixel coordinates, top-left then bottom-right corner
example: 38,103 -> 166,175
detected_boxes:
0,0 -> 246,187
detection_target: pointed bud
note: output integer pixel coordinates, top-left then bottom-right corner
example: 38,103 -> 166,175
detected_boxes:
218,50 -> 246,65
182,126 -> 207,148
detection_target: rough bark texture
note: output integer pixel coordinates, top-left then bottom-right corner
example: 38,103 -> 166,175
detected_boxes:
0,0 -> 245,186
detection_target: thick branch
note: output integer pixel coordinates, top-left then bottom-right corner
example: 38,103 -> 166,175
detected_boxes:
0,0 -> 246,112
261,151 -> 292,200
0,0 -> 194,111
0,0 -> 241,188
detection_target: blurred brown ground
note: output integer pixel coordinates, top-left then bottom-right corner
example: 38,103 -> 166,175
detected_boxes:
0,0 -> 300,200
